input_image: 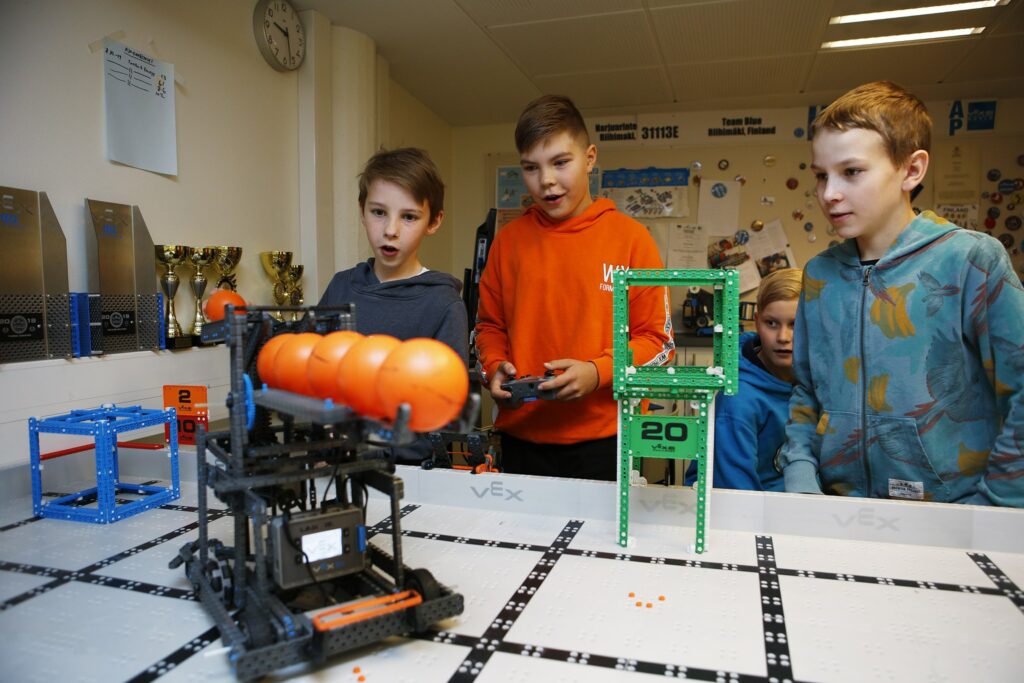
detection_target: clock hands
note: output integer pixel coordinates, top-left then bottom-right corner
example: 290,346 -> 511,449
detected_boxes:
272,20 -> 294,63
273,21 -> 289,37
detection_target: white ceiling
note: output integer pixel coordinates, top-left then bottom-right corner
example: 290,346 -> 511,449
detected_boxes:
295,0 -> 1024,126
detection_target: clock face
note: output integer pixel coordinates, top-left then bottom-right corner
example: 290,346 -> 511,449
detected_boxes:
255,0 -> 305,71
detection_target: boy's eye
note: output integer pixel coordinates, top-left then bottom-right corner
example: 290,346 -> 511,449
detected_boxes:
844,168 -> 862,176
521,164 -> 536,173
814,172 -> 827,181
402,213 -> 418,222
370,208 -> 385,217
554,159 -> 569,167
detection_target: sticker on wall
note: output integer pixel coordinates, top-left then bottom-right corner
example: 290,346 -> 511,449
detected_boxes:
997,178 -> 1017,194
718,159 -> 730,170
803,222 -> 814,232
734,229 -> 750,245
987,168 -> 1002,182
988,206 -> 1001,219
710,182 -> 728,198
998,233 -> 1014,249
799,162 -> 808,170
734,174 -> 747,185
763,155 -> 777,167
807,233 -> 817,243
691,161 -> 703,173
786,178 -> 799,190
1007,215 -> 1022,231
985,216 -> 997,229
792,209 -> 804,221
991,193 -> 1003,204
759,196 -> 775,206
794,127 -> 805,138
751,220 -> 765,232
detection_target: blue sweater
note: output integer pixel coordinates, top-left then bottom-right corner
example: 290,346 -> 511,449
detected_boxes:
781,211 -> 1024,506
687,331 -> 792,491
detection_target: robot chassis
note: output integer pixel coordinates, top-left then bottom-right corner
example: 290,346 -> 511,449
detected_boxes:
169,304 -> 465,680
613,269 -> 739,554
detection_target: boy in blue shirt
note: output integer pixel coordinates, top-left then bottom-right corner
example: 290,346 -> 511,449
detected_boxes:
700,268 -> 802,491
780,81 -> 1024,506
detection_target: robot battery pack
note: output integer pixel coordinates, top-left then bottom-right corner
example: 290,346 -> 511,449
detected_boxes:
269,505 -> 366,590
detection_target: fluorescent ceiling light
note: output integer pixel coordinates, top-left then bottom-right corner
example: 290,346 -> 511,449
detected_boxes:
822,27 -> 984,48
830,1 -> 1007,25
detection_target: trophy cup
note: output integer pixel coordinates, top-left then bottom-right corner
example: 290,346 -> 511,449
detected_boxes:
188,247 -> 217,337
260,251 -> 293,321
286,264 -> 304,321
212,246 -> 243,291
155,244 -> 193,345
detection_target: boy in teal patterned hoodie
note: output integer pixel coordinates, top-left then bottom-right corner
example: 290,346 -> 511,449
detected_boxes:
780,81 -> 1024,506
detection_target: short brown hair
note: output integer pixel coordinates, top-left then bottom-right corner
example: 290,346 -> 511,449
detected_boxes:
514,95 -> 590,154
811,81 -> 931,166
757,268 -> 802,311
358,147 -> 444,223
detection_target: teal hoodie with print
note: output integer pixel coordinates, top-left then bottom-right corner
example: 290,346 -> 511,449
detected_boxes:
780,211 -> 1024,506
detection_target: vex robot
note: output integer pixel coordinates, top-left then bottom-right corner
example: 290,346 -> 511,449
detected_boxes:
613,269 -> 739,554
170,304 -> 466,680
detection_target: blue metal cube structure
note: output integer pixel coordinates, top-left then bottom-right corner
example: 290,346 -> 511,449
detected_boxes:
29,405 -> 180,523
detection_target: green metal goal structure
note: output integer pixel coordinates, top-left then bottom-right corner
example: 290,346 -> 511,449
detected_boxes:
612,269 -> 740,554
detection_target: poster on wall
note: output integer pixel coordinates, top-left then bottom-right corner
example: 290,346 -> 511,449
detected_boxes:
745,218 -> 797,277
103,41 -> 177,176
707,234 -> 760,293
697,179 -> 741,235
666,223 -> 707,270
933,143 -> 981,204
935,203 -> 979,230
600,167 -> 690,219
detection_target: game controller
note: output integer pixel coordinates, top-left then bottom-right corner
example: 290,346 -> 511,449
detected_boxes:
501,370 -> 559,402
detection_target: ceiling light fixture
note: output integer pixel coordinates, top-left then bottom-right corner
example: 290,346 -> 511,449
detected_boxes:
822,27 -> 984,48
829,0 -> 1008,25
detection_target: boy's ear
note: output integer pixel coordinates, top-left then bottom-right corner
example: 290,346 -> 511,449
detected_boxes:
585,143 -> 597,173
901,150 -> 929,192
426,209 -> 444,236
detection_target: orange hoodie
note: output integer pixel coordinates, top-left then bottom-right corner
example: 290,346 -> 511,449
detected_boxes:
476,198 -> 674,444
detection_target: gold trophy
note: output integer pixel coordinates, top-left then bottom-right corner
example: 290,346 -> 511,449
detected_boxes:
155,244 -> 193,342
211,246 -> 243,291
286,264 -> 304,320
188,247 -> 217,337
260,250 -> 293,321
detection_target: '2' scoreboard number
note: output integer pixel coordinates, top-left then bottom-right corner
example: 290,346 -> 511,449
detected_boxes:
163,385 -> 209,446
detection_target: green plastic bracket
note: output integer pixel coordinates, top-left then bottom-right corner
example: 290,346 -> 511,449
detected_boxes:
612,268 -> 739,553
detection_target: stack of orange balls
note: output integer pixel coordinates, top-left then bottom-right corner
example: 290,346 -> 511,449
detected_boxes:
256,331 -> 468,432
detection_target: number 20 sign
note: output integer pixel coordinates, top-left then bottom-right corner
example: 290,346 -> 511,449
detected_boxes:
163,385 -> 209,446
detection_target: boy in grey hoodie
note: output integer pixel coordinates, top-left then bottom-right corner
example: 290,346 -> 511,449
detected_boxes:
318,148 -> 468,461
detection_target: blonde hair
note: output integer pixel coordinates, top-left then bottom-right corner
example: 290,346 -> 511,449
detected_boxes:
757,268 -> 802,311
811,81 -> 931,166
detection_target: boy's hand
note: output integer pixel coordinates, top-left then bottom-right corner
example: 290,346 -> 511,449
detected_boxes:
541,359 -> 600,401
488,361 -> 522,408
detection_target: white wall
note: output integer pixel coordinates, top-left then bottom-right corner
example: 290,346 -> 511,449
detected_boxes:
0,0 -> 302,472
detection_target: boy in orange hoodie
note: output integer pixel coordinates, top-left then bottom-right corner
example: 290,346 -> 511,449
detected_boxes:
475,95 -> 674,480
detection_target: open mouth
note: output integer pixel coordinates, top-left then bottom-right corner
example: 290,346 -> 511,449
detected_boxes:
830,212 -> 852,223
380,245 -> 399,257
543,193 -> 564,204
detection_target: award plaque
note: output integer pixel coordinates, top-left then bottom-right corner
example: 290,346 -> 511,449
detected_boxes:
85,199 -> 162,353
0,186 -> 72,363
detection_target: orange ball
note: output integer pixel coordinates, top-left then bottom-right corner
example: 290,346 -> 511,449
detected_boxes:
273,332 -> 322,395
336,334 -> 401,419
204,289 -> 246,322
377,338 -> 468,431
256,333 -> 294,388
306,330 -> 363,400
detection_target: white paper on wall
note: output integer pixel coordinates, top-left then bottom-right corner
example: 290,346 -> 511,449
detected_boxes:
103,41 -> 177,176
667,223 -> 707,270
697,180 -> 740,236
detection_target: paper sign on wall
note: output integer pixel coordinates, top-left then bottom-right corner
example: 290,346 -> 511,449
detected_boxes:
103,41 -> 177,176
